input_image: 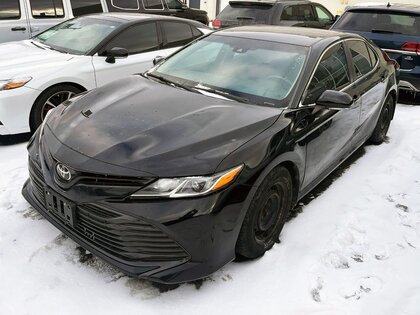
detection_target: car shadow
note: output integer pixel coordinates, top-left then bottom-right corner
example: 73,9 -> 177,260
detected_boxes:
0,133 -> 31,146
288,145 -> 367,220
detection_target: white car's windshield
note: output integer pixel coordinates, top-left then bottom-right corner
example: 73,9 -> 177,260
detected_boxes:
33,17 -> 120,55
153,35 -> 308,107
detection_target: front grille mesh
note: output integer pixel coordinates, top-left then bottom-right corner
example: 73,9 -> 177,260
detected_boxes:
28,159 -> 189,263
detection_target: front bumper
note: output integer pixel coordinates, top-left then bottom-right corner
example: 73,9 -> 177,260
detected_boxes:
0,86 -> 40,135
397,68 -> 420,94
22,155 -> 249,284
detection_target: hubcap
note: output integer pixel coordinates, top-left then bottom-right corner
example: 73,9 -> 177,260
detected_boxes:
41,91 -> 75,121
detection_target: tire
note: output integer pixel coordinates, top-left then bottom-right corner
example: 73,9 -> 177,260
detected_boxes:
236,166 -> 293,259
30,84 -> 83,132
368,93 -> 394,145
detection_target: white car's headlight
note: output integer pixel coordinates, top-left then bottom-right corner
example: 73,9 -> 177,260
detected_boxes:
0,77 -> 32,91
131,165 -> 243,198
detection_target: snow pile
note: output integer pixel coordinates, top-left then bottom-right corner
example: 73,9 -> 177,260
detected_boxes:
0,105 -> 419,315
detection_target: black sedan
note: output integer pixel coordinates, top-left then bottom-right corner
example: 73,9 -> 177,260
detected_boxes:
23,26 -> 397,284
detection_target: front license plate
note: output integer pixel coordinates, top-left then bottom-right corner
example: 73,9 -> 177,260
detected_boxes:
44,188 -> 77,228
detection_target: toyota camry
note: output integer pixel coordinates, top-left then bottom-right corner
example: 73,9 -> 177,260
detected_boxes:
23,26 -> 397,284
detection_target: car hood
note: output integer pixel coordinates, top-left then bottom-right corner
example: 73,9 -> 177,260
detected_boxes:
47,75 -> 282,176
0,40 -> 74,79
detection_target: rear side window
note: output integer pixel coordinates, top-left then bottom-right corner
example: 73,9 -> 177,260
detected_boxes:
0,0 -> 20,20
70,0 -> 103,17
101,22 -> 159,55
347,40 -> 375,78
334,11 -> 420,36
111,0 -> 140,10
281,5 -> 316,21
162,21 -> 194,48
143,0 -> 164,10
303,43 -> 350,104
165,0 -> 183,10
30,0 -> 65,19
217,4 -> 274,23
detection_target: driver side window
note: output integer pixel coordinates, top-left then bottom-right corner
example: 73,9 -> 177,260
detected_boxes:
303,43 -> 350,105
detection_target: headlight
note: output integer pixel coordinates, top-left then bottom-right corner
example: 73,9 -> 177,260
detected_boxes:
0,77 -> 32,91
131,165 -> 243,198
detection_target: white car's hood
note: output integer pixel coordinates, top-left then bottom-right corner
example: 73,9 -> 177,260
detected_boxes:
0,40 -> 75,79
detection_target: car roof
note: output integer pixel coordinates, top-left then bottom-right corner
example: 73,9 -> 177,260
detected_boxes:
85,13 -> 203,24
228,0 -> 314,5
215,25 -> 359,47
346,2 -> 420,14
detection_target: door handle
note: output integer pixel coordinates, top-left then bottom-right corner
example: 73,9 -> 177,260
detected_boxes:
11,26 -> 26,31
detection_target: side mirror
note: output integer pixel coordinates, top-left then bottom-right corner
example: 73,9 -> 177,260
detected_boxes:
316,90 -> 353,109
105,47 -> 128,64
153,56 -> 165,66
334,14 -> 340,21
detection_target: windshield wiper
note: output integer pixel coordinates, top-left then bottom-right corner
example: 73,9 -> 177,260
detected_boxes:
30,40 -> 46,50
193,85 -> 249,103
145,73 -> 197,93
371,29 -> 401,34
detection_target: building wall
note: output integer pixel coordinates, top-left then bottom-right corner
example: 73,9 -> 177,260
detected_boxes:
207,0 -> 420,21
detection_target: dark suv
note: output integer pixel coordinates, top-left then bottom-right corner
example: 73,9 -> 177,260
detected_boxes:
332,3 -> 420,98
106,0 -> 209,25
212,0 -> 335,29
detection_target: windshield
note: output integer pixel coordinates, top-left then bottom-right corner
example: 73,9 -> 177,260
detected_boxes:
218,4 -> 274,23
33,17 -> 120,55
334,11 -> 420,36
152,35 -> 308,107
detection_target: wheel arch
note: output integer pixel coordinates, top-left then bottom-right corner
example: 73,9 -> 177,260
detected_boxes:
29,82 -> 88,130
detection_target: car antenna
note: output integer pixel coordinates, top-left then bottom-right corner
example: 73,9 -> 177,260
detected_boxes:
387,2 -> 391,8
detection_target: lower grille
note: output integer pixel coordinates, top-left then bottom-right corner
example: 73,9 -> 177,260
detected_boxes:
28,158 -> 189,263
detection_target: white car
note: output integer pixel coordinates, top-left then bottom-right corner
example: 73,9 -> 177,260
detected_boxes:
0,13 -> 210,135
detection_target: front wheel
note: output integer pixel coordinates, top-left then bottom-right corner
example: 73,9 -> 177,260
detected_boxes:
30,84 -> 83,132
368,94 -> 394,144
236,166 -> 293,259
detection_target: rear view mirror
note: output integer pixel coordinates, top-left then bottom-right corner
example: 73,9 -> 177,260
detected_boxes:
106,47 -> 128,64
153,56 -> 165,66
316,90 -> 353,109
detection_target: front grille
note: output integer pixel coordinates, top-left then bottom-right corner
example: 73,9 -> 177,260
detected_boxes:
28,158 -> 189,263
29,158 -> 45,204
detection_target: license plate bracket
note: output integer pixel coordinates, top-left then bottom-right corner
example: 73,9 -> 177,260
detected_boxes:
44,188 -> 77,228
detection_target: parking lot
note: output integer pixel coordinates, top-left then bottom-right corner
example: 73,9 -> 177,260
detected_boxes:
1,103 -> 419,315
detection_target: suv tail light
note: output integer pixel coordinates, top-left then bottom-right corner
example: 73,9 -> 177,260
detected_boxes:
401,42 -> 420,54
382,50 -> 400,71
212,19 -> 221,29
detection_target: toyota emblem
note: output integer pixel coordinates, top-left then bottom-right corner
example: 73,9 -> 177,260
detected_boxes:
56,164 -> 72,181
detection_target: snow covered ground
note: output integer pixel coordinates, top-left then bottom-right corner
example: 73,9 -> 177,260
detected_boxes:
1,104 -> 420,315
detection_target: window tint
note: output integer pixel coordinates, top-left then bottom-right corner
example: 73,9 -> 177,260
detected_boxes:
333,11 -> 420,36
162,22 -> 194,48
315,5 -> 332,22
111,0 -> 139,10
70,0 -> 103,17
30,0 -> 65,18
101,22 -> 159,55
0,0 -> 20,20
281,5 -> 316,21
165,0 -> 182,10
347,40 -> 374,78
143,0 -> 164,10
303,44 -> 350,105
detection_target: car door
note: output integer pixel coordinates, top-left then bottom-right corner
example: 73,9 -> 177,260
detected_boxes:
314,4 -> 334,29
0,0 -> 31,43
299,42 -> 361,189
92,21 -> 177,87
345,39 -> 388,145
26,0 -> 68,38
